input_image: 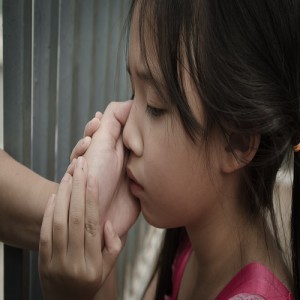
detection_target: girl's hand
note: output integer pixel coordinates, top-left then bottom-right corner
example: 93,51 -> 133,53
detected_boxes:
69,112 -> 103,162
38,157 -> 121,300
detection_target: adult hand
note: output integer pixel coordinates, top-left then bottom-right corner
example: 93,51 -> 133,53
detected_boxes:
39,157 -> 121,300
82,101 -> 140,241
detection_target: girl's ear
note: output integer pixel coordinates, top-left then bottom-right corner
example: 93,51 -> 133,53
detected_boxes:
221,133 -> 260,174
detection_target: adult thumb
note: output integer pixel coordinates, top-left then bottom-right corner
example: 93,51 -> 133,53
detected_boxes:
102,220 -> 122,279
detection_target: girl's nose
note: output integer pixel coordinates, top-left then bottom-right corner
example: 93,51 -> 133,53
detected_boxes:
123,104 -> 143,157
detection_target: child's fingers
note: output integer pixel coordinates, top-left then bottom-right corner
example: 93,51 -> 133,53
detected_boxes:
39,194 -> 56,266
84,174 -> 101,261
52,173 -> 72,258
70,136 -> 91,162
102,220 -> 122,279
84,117 -> 101,138
66,158 -> 77,176
96,101 -> 132,149
67,157 -> 87,259
69,113 -> 102,163
95,111 -> 102,119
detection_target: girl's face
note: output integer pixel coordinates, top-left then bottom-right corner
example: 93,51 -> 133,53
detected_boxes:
123,10 -> 225,229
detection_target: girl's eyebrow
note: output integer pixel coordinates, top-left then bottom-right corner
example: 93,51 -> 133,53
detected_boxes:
126,64 -> 167,101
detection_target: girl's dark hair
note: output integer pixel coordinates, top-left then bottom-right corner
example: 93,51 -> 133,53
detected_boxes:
126,0 -> 300,298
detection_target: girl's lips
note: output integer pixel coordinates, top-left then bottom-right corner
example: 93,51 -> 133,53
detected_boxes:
126,168 -> 144,196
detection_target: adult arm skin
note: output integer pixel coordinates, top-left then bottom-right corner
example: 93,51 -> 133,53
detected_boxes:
0,115 -> 101,250
0,149 -> 58,250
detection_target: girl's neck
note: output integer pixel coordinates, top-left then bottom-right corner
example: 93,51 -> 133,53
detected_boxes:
183,209 -> 285,299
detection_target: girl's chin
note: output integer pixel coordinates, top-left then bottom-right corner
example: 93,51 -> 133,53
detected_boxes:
140,208 -> 177,229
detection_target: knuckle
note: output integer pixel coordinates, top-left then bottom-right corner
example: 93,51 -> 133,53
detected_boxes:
49,262 -> 78,281
52,220 -> 64,233
65,264 -> 98,284
70,213 -> 83,226
85,268 -> 102,285
85,220 -> 99,237
68,264 -> 83,278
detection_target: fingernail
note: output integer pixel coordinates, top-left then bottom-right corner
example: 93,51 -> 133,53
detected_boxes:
61,173 -> 70,182
77,156 -> 84,169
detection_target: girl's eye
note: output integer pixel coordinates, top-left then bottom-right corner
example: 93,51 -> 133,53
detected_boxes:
146,104 -> 166,118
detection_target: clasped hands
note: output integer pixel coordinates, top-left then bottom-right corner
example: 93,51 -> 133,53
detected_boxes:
38,101 -> 140,300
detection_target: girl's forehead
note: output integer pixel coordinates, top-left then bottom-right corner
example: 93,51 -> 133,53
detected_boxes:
128,17 -> 163,87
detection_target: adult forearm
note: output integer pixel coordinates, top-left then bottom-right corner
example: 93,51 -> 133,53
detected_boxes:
0,149 -> 58,250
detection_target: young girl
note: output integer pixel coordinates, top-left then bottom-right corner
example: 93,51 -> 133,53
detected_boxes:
39,0 -> 299,299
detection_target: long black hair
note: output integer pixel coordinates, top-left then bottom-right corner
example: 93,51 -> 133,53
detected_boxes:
126,0 -> 300,298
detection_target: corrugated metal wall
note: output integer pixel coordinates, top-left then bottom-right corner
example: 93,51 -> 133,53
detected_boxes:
3,0 -> 148,298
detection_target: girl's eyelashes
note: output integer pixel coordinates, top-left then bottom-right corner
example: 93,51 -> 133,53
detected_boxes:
146,104 -> 166,118
131,92 -> 166,118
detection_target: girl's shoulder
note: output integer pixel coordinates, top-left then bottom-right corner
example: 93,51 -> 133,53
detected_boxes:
216,262 -> 293,300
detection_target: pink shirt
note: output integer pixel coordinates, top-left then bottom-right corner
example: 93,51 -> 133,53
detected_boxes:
164,240 -> 293,300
